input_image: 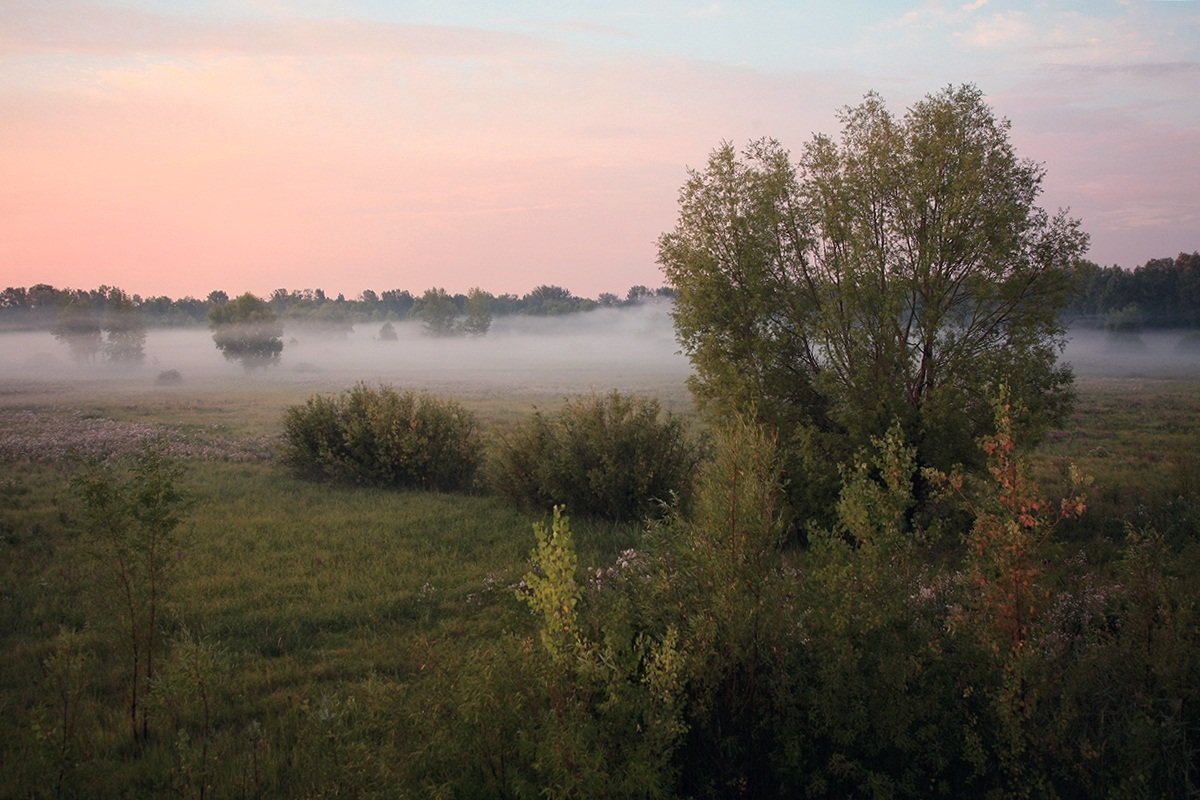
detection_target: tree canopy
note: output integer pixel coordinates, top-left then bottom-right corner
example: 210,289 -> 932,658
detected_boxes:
658,85 -> 1088,514
207,293 -> 283,370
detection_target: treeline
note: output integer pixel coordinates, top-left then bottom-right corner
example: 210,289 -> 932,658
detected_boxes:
1066,251 -> 1200,329
0,282 -> 677,332
6,251 -> 1199,334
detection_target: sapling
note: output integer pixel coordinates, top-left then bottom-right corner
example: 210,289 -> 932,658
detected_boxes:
73,447 -> 190,746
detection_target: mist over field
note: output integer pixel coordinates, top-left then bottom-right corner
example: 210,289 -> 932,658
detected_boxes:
4,304 -> 1199,409
1059,328 -> 1200,379
0,301 -> 693,400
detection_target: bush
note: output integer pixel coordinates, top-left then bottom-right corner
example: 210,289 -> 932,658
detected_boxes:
488,391 -> 700,521
282,384 -> 482,491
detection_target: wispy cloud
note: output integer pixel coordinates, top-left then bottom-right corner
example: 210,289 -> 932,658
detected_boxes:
0,2 -> 544,58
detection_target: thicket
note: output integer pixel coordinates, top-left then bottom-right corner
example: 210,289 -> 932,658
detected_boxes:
282,383 -> 482,491
414,403 -> 1200,798
487,391 -> 701,521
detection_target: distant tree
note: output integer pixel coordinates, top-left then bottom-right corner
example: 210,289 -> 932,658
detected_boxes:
492,293 -> 521,315
597,292 -> 619,307
415,288 -> 458,336
1104,303 -> 1144,334
208,293 -> 283,370
102,289 -> 146,364
522,285 -> 577,315
461,287 -> 493,336
310,302 -> 353,338
380,289 -> 415,319
53,300 -> 103,364
378,321 -> 398,341
206,290 -> 229,307
659,85 -> 1087,522
625,285 -> 652,304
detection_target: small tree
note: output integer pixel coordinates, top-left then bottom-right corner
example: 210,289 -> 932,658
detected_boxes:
73,448 -> 190,746
208,293 -> 283,370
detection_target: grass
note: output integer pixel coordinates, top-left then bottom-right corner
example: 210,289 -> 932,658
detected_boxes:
1,368 -> 1197,797
0,378 -> 655,797
1036,376 -> 1200,541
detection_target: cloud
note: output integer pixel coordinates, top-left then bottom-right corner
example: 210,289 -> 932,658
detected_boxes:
0,1 -> 544,59
958,11 -> 1030,47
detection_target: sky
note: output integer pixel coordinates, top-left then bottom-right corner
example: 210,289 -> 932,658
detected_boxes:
2,0 -> 1197,300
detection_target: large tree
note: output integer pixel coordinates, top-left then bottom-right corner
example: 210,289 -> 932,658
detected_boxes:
658,86 -> 1088,514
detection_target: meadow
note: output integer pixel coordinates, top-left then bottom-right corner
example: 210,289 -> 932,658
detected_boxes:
1,317 -> 1197,797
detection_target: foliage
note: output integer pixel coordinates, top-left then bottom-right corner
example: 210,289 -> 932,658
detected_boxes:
52,300 -> 103,364
377,321 -> 398,341
488,391 -> 701,521
514,506 -> 687,798
658,85 -> 1087,526
207,293 -> 283,369
414,287 -> 459,336
1068,251 -> 1200,328
100,288 -> 146,364
282,383 -> 483,491
72,447 -> 191,746
462,286 -> 493,335
4,382 -> 1200,798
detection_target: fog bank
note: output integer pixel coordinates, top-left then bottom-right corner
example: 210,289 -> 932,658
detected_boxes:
0,301 -> 693,399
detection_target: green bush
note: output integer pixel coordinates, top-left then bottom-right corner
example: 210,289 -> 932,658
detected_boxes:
282,384 -> 482,491
488,391 -> 700,521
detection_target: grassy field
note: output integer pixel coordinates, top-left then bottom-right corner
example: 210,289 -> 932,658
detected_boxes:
1,354 -> 1197,796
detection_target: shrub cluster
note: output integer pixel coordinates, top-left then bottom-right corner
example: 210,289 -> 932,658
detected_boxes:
282,384 -> 481,491
488,391 -> 700,521
410,411 -> 1200,799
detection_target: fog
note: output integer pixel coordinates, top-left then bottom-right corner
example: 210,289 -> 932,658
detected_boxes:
0,301 -> 694,401
1059,328 -> 1200,380
3,305 -> 1198,411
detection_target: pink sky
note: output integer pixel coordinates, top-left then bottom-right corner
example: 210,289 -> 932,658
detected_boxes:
2,1 -> 1197,299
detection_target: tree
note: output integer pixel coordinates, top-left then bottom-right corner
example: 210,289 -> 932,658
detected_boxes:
102,288 -> 146,364
52,300 -> 103,364
658,85 -> 1087,520
208,293 -> 283,370
461,287 -> 492,336
414,287 -> 458,336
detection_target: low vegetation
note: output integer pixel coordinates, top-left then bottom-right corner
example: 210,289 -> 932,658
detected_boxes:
488,390 -> 701,521
1,376 -> 1198,797
282,383 -> 483,492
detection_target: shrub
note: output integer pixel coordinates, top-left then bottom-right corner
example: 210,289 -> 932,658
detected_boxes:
488,391 -> 700,521
282,384 -> 482,491
155,369 -> 183,386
